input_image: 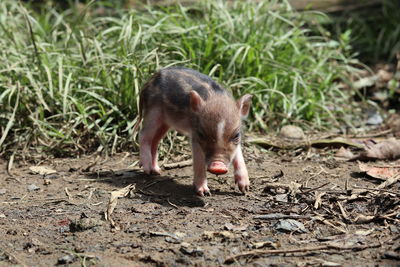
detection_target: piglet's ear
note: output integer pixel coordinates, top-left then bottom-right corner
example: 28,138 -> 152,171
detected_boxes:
189,90 -> 204,112
237,94 -> 252,118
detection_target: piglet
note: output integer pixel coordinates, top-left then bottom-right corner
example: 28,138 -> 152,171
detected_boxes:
137,67 -> 252,196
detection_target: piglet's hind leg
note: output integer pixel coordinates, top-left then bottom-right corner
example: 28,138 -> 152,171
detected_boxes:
139,108 -> 169,175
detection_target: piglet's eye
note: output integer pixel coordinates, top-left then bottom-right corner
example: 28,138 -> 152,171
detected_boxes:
197,130 -> 206,139
231,132 -> 240,143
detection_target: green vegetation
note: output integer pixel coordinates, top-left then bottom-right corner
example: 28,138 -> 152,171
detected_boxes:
0,0 -> 360,156
330,0 -> 400,64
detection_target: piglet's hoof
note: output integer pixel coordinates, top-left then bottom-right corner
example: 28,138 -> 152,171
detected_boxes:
235,176 -> 250,193
194,184 -> 211,197
143,165 -> 161,175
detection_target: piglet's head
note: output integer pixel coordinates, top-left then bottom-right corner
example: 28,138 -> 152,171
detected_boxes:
189,90 -> 252,174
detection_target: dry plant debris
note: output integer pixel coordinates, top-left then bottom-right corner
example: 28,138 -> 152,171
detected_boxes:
105,184 -> 136,228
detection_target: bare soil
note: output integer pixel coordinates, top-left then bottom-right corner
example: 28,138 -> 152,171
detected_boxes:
0,145 -> 399,266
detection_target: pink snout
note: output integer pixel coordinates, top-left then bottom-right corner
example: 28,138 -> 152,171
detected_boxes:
207,161 -> 228,175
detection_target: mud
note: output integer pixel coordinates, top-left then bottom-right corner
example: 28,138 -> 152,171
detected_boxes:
0,145 -> 399,266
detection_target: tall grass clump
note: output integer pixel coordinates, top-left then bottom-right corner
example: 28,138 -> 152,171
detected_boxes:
0,0 -> 357,156
330,0 -> 400,63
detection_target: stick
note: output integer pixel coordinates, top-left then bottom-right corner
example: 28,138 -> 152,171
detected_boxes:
300,182 -> 330,194
353,186 -> 400,196
163,159 -> 192,169
254,214 -> 309,220
225,242 -> 381,263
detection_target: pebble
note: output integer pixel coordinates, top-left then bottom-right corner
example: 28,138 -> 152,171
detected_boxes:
57,255 -> 75,265
27,184 -> 40,191
273,219 -> 308,233
279,125 -> 305,140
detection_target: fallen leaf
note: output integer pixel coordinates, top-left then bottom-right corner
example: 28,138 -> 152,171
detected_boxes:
353,75 -> 379,89
354,138 -> 400,160
358,162 -> 400,180
311,138 -> 364,149
314,192 -> 325,209
355,229 -> 374,236
386,113 -> 400,137
29,166 -> 57,175
335,147 -> 355,159
353,214 -> 375,224
105,184 -> 136,228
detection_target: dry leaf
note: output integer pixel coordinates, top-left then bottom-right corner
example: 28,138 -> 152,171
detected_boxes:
335,147 -> 355,159
354,214 -> 375,224
29,166 -> 57,175
105,184 -> 136,228
358,162 -> 400,180
356,138 -> 400,160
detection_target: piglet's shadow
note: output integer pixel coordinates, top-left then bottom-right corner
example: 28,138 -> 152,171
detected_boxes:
84,169 -> 206,208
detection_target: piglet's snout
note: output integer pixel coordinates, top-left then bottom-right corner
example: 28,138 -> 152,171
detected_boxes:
207,161 -> 228,175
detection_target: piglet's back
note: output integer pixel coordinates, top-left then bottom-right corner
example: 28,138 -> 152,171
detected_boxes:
140,67 -> 230,113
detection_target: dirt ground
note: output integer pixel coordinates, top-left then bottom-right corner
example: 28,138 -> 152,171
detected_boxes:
0,143 -> 399,267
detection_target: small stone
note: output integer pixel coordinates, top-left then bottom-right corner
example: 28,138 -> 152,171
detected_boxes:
57,255 -> 76,265
69,217 -> 103,232
274,194 -> 288,202
366,112 -> 383,125
0,188 -> 6,195
273,219 -> 308,233
279,125 -> 305,140
124,225 -> 139,233
44,173 -> 60,179
165,237 -> 181,244
180,244 -> 204,257
27,184 -> 40,192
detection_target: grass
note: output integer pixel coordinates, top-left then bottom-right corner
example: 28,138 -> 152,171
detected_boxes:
0,0 -> 360,156
329,0 -> 400,64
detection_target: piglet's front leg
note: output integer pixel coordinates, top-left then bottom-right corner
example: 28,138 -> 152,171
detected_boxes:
233,145 -> 250,193
192,141 -> 210,196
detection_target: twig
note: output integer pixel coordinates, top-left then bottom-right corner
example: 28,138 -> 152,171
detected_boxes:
225,242 -> 381,263
138,189 -> 171,197
348,129 -> 392,138
163,159 -> 192,170
314,192 -> 325,209
167,198 -> 180,209
6,152 -> 15,176
377,174 -> 400,189
65,187 -> 73,200
314,214 -> 347,233
337,201 -> 350,221
254,213 -> 309,220
352,186 -> 400,196
300,182 -> 330,194
305,166 -> 328,187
